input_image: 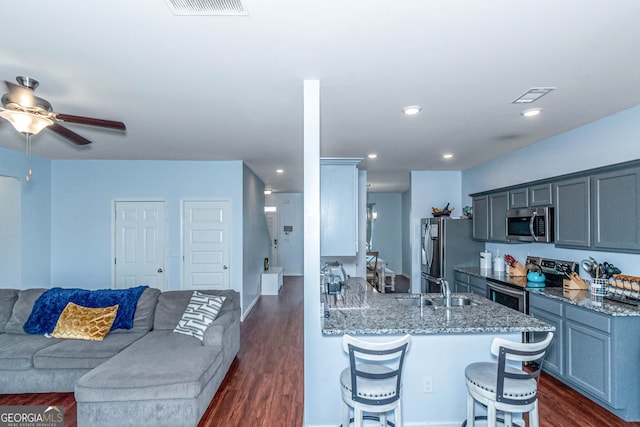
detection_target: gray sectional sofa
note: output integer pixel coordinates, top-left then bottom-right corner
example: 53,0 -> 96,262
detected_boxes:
0,287 -> 241,427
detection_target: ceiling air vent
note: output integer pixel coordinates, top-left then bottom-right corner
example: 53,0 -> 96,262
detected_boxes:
164,0 -> 249,16
511,87 -> 555,104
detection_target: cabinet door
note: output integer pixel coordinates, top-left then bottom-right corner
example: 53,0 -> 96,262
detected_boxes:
509,188 -> 529,209
554,177 -> 590,247
529,183 -> 553,206
592,167 -> 640,251
468,276 -> 487,297
472,196 -> 489,241
529,307 -> 564,378
489,192 -> 508,242
320,161 -> 358,256
566,320 -> 612,404
454,280 -> 470,293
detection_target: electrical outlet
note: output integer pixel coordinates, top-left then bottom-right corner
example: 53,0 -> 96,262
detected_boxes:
423,376 -> 433,393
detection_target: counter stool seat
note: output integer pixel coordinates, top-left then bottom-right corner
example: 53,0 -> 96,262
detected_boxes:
340,334 -> 410,427
463,332 -> 553,427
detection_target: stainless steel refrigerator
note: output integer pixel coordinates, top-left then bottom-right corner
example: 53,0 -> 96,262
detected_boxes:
421,217 -> 484,293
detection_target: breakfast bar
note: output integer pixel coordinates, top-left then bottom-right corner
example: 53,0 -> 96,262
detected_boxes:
319,278 -> 554,424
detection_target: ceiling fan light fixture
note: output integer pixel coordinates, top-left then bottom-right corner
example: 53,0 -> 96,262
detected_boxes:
402,105 -> 422,116
0,110 -> 53,135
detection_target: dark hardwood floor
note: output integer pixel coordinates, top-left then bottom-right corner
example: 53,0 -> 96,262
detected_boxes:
1,276 -> 638,426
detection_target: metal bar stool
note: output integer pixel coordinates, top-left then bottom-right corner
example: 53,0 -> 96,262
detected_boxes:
463,332 -> 554,427
340,334 -> 411,427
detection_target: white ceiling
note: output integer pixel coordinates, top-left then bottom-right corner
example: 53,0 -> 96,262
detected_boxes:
1,1 -> 639,193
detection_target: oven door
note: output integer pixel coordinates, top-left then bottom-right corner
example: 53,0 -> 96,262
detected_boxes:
487,280 -> 527,313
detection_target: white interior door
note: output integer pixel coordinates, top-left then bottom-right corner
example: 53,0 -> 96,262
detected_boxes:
183,200 -> 230,290
266,211 -> 279,267
114,201 -> 166,290
0,177 -> 21,288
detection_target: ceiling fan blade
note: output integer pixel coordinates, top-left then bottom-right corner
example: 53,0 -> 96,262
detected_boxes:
47,122 -> 92,145
54,113 -> 126,130
3,80 -> 36,108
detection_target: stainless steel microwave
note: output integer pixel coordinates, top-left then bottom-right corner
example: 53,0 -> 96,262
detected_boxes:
506,207 -> 554,242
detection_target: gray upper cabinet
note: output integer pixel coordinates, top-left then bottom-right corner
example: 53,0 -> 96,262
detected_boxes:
591,166 -> 640,251
489,192 -> 509,242
472,195 -> 489,241
320,158 -> 360,256
554,176 -> 591,248
508,188 -> 528,209
529,183 -> 553,206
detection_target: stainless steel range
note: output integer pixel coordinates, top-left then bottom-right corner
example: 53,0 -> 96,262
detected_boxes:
486,256 -> 578,314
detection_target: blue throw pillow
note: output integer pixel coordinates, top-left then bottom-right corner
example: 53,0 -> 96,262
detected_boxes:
23,286 -> 148,335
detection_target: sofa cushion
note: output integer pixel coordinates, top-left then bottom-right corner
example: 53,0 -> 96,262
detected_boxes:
51,303 -> 119,341
0,289 -> 19,333
153,289 -> 238,331
24,286 -> 149,335
33,332 -> 147,369
0,333 -> 60,370
173,292 -> 225,341
75,331 -> 223,402
4,289 -> 47,334
110,287 -> 161,334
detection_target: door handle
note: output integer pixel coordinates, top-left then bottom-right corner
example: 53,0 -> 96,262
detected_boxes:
157,268 -> 163,273
223,265 -> 228,270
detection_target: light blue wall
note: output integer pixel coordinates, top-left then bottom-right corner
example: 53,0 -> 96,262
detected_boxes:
410,170 -> 462,292
242,164 -> 271,313
401,190 -> 411,276
462,103 -> 640,276
265,193 -> 304,276
0,147 -> 51,288
50,160 -> 244,292
367,192 -> 403,275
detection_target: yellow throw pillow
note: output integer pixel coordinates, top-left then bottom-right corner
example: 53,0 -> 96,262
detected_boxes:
51,302 -> 119,341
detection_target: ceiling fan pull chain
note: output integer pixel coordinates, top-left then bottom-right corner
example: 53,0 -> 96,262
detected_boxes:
25,134 -> 33,183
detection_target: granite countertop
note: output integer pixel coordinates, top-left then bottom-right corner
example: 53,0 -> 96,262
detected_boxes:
321,278 -> 554,336
455,266 -> 640,317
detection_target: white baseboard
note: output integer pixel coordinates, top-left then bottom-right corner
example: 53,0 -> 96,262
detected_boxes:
241,294 -> 260,321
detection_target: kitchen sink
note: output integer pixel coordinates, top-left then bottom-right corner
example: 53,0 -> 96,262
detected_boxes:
429,297 -> 476,307
395,296 -> 433,307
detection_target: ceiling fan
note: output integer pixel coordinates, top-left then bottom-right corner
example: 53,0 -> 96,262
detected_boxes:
0,76 -> 126,145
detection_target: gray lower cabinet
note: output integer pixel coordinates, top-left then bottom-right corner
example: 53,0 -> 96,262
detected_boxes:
529,292 -> 640,421
468,275 -> 486,297
472,195 -> 489,241
528,293 -> 564,377
565,307 -> 612,405
453,271 -> 470,293
591,166 -> 640,251
554,176 -> 591,248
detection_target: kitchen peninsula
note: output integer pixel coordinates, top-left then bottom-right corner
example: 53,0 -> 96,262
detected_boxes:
320,278 -> 554,424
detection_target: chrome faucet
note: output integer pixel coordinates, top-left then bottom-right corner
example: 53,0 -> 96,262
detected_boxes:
438,278 -> 452,308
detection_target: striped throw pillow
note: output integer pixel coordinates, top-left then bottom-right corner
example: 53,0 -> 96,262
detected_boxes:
173,291 -> 226,341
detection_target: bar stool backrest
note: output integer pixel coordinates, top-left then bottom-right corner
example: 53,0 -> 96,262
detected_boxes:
490,332 -> 554,406
343,334 -> 411,406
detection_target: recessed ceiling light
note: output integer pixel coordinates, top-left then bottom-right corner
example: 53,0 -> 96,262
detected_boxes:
521,108 -> 543,118
264,189 -> 272,195
402,105 -> 422,116
368,153 -> 378,159
443,153 -> 453,159
276,169 -> 284,174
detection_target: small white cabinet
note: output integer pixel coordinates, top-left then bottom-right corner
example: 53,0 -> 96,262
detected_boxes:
261,266 -> 283,295
320,158 -> 361,256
